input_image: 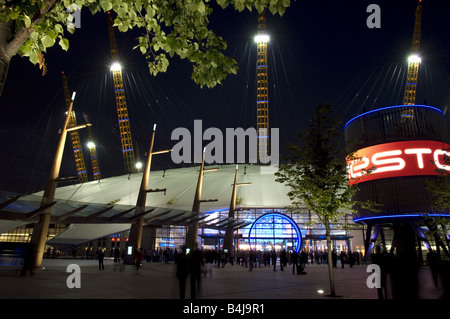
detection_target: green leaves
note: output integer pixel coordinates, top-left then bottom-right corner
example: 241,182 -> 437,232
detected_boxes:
5,0 -> 292,88
24,15 -> 32,28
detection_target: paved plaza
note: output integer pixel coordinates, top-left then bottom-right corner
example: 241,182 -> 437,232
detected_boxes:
0,257 -> 446,300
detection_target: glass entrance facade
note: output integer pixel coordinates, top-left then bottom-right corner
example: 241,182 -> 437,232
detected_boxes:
248,213 -> 302,252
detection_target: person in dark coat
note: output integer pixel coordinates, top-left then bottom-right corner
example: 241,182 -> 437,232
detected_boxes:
176,246 -> 189,299
291,251 -> 299,274
134,247 -> 144,274
271,250 -> 277,271
97,248 -> 105,270
340,251 -> 346,268
427,249 -> 439,287
280,250 -> 287,271
189,243 -> 203,299
332,250 -> 338,268
20,243 -> 35,276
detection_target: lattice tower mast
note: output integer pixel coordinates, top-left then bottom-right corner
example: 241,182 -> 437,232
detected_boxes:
256,11 -> 269,163
84,114 -> 101,180
403,0 -> 423,105
107,12 -> 136,174
62,72 -> 88,183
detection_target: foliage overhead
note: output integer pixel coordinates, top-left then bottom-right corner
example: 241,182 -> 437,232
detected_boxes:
0,0 -> 292,88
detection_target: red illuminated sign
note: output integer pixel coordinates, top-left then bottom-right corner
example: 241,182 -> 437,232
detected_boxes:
347,140 -> 450,185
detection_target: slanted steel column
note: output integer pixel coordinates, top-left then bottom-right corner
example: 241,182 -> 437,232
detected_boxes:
363,224 -> 381,262
185,149 -> 218,251
30,92 -> 89,268
127,125 -> 170,258
185,150 -> 206,251
223,165 -> 251,253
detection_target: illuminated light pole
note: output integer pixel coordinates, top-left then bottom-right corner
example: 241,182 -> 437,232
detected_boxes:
403,1 -> 423,108
107,12 -> 136,174
62,72 -> 88,183
255,11 -> 270,163
84,114 -> 101,180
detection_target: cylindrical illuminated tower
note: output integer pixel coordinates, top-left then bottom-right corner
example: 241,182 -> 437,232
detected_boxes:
345,2 -> 450,270
345,104 -> 450,225
255,11 -> 270,163
62,72 -> 88,183
107,12 -> 136,174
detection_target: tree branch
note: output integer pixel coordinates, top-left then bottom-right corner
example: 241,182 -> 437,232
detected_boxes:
5,0 -> 60,58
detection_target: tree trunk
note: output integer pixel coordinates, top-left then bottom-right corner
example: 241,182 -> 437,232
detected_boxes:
0,0 -> 60,97
0,21 -> 13,97
325,222 -> 336,296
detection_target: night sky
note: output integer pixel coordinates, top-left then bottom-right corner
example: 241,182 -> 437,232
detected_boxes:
0,0 -> 449,194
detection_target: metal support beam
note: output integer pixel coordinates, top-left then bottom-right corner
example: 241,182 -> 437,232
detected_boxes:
30,91 -> 76,268
0,195 -> 20,210
160,211 -> 185,222
426,220 -> 450,259
128,208 -> 155,222
198,216 -> 220,227
127,124 -> 171,258
185,148 -> 207,250
26,201 -> 57,220
146,188 -> 167,195
108,207 -> 135,222
143,210 -> 172,223
57,204 -> 88,222
364,224 -> 381,262
84,206 -> 114,222
55,176 -> 79,183
411,222 -> 432,251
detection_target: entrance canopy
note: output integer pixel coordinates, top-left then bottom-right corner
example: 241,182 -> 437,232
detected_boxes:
0,165 -> 294,247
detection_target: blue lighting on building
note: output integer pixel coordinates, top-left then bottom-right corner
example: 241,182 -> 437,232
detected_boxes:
353,213 -> 450,223
248,213 -> 302,253
344,104 -> 444,129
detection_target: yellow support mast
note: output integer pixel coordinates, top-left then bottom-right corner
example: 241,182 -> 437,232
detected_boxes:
107,12 -> 136,174
84,114 -> 101,180
403,0 -> 423,109
255,11 -> 270,163
62,72 -> 88,183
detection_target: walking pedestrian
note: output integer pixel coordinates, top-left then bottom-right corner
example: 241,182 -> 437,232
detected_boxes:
271,250 -> 277,271
340,251 -> 346,268
249,250 -> 255,272
97,248 -> 105,270
134,247 -> 144,274
291,251 -> 299,274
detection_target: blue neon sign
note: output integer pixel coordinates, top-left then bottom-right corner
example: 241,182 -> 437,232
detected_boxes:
344,104 -> 444,129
